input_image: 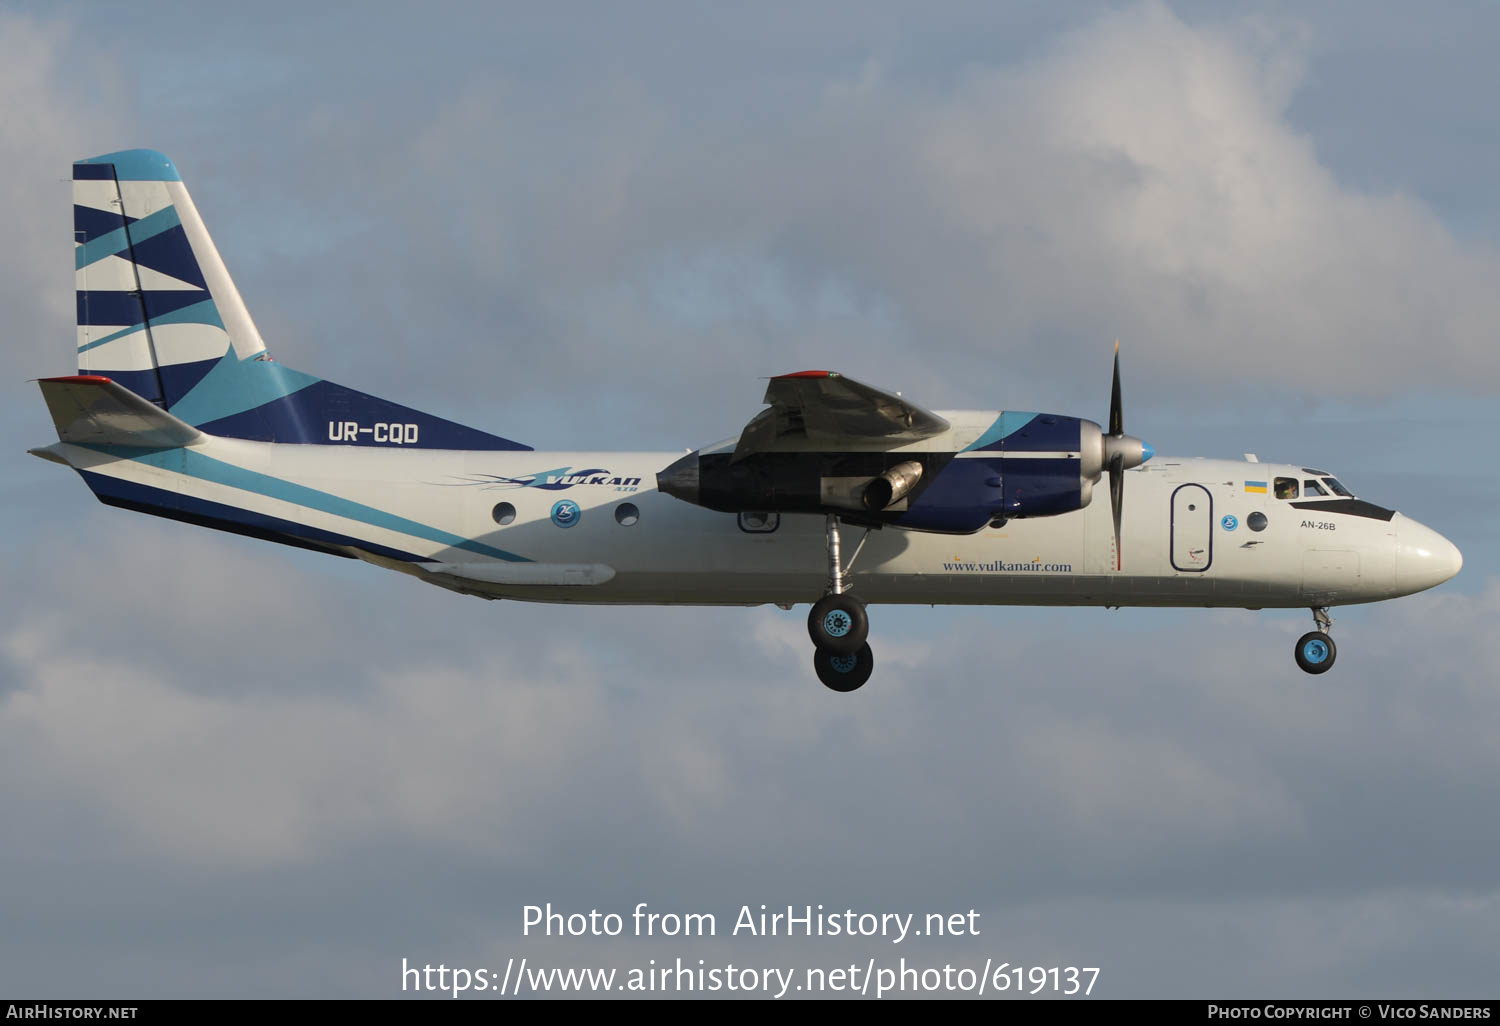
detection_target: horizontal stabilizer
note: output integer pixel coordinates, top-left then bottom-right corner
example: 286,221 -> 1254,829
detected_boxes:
38,375 -> 202,447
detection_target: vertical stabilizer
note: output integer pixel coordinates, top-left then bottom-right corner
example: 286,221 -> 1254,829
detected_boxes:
74,148 -> 265,407
69,149 -> 529,451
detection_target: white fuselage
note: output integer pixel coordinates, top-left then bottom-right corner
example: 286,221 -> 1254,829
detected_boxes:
49,436 -> 1462,610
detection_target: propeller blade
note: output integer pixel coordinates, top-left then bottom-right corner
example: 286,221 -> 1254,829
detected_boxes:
1109,338 -> 1123,437
1109,451 -> 1124,570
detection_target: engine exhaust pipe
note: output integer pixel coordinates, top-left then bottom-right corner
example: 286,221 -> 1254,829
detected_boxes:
863,460 -> 924,510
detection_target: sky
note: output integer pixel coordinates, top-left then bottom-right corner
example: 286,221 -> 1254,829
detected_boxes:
2,0 -> 1498,1000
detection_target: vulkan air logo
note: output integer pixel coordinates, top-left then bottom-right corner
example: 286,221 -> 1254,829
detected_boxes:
485,467 -> 642,491
442,467 -> 644,492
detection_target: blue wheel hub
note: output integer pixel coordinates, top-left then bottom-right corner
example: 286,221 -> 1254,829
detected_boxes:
830,653 -> 858,674
1302,637 -> 1330,664
823,610 -> 852,638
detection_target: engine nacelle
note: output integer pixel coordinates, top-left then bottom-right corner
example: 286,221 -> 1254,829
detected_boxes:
654,410 -> 1151,535
863,461 -> 923,510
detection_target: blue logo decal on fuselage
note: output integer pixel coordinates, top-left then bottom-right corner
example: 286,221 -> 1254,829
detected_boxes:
473,467 -> 642,491
1221,514 -> 1238,531
551,499 -> 582,528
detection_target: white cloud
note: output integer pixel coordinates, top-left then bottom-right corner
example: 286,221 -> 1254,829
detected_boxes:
911,3 -> 1500,397
306,1 -> 1500,424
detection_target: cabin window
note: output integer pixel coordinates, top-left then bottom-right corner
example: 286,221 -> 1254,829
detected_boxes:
491,502 -> 517,526
1274,477 -> 1299,499
614,502 -> 640,526
1247,511 -> 1268,532
1322,477 -> 1354,497
1303,480 -> 1328,496
738,511 -> 780,534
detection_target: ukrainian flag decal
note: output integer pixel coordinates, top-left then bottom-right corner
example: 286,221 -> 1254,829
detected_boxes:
1245,481 -> 1268,493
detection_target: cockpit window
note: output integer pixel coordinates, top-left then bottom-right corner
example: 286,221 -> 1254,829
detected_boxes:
1274,477 -> 1299,499
1303,480 -> 1328,496
1322,477 -> 1354,497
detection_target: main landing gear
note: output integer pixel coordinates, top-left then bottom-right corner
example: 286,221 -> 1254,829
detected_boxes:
1294,606 -> 1337,674
809,515 -> 874,692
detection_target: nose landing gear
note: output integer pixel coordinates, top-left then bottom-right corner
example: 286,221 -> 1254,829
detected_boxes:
1294,606 -> 1337,674
810,515 -> 875,691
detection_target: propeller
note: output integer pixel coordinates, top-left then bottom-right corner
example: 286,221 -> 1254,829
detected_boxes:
1103,340 -> 1152,570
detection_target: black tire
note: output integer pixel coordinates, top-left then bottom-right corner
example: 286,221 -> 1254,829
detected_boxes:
1294,631 -> 1337,674
814,643 -> 874,692
807,593 -> 869,655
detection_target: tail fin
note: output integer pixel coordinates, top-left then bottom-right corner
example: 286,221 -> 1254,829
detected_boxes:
72,149 -> 529,451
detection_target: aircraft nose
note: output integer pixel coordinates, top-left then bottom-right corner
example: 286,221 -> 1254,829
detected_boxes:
1394,513 -> 1463,595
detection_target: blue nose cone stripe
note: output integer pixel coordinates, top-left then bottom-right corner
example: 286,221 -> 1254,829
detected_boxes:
1141,442 -> 1155,464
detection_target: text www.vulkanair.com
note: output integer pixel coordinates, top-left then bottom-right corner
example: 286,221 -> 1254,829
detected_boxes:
402,959 -> 1098,998
941,560 -> 1074,572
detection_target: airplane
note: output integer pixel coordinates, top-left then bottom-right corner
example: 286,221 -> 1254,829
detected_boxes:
32,149 -> 1463,692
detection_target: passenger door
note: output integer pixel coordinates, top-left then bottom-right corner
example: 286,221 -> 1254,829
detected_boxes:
1170,484 -> 1213,572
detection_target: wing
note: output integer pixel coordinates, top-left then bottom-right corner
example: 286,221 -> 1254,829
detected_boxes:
732,370 -> 949,458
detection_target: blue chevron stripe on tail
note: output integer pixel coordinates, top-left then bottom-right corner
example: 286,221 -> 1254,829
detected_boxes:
71,149 -> 528,450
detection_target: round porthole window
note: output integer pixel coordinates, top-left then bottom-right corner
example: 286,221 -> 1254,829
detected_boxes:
492,502 -> 516,526
614,502 -> 640,526
1247,511 -> 1268,532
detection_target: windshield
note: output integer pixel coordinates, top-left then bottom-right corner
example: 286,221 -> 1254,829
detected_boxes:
1322,477 -> 1354,497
